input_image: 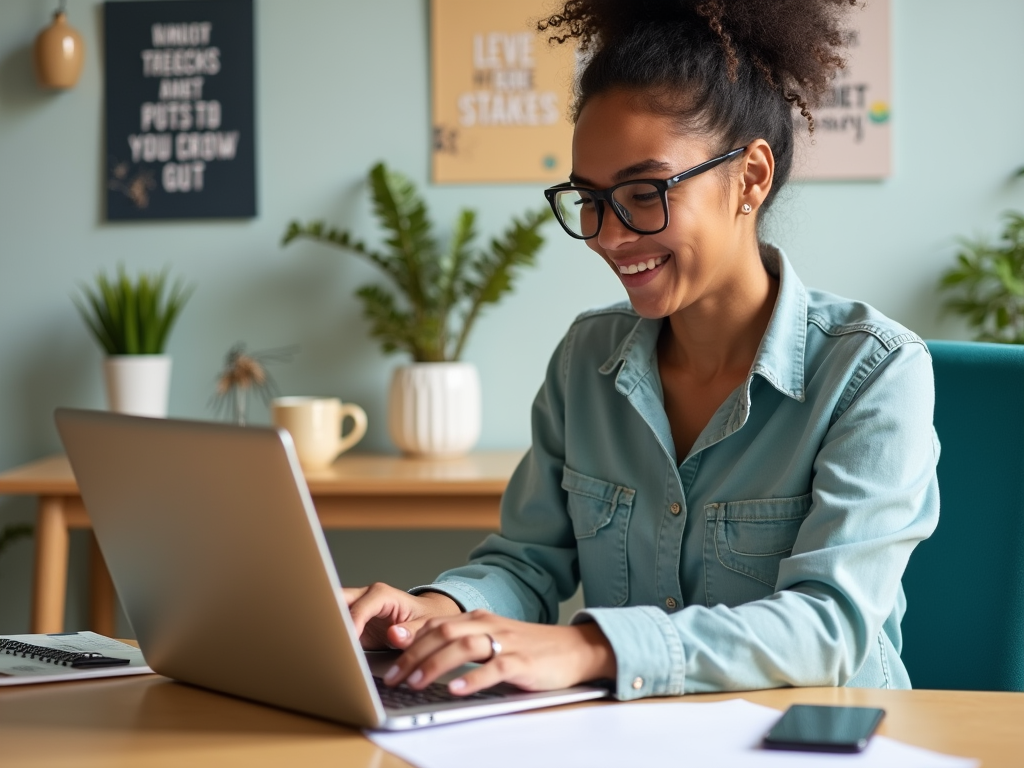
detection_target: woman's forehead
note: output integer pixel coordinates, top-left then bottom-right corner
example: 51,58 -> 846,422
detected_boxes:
571,90 -> 713,183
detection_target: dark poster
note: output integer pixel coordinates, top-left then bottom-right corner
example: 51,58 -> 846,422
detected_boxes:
105,0 -> 256,220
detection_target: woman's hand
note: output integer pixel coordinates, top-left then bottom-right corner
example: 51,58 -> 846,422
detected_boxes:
342,583 -> 462,650
381,610 -> 617,695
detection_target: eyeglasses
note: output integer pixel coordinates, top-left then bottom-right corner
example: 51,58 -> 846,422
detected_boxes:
543,146 -> 747,240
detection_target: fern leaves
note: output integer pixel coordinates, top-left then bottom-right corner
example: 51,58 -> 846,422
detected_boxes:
283,163 -> 551,362
938,211 -> 1024,344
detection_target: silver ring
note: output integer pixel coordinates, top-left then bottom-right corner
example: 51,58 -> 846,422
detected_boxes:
485,633 -> 502,661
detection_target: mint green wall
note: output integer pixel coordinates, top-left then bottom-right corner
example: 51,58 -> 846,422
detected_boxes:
1,0 -> 1022,633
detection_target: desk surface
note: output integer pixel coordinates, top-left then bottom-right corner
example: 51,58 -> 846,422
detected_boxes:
0,451 -> 526,496
1,676 -> 1020,767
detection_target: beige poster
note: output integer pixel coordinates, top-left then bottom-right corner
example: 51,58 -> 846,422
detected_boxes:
793,0 -> 892,180
431,0 -> 576,184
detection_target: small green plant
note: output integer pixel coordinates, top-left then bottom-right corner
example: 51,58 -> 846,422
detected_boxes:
938,211 -> 1024,344
282,162 -> 552,362
0,524 -> 32,560
74,267 -> 195,355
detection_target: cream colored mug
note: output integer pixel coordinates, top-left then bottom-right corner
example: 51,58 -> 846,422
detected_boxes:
271,396 -> 368,469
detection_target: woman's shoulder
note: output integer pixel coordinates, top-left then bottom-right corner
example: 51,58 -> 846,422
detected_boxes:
804,287 -> 924,352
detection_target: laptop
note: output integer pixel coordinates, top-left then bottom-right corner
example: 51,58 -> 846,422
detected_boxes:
54,408 -> 607,730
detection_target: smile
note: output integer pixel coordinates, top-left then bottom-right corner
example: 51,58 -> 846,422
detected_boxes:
618,254 -> 670,275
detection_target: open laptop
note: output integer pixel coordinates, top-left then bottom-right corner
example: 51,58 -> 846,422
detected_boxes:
54,408 -> 606,729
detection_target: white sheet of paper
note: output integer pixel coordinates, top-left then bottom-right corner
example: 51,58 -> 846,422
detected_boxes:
0,631 -> 153,686
367,699 -> 978,768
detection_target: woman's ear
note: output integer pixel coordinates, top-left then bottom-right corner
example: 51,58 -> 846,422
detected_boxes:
738,139 -> 774,215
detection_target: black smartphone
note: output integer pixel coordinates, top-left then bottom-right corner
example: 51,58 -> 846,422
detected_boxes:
763,704 -> 885,753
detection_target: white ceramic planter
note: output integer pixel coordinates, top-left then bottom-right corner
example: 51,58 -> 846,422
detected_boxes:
103,355 -> 172,417
388,362 -> 481,457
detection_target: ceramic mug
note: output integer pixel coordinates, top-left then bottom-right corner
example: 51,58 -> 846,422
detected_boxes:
271,396 -> 368,469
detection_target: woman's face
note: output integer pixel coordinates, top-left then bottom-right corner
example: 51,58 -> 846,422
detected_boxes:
571,89 -> 757,320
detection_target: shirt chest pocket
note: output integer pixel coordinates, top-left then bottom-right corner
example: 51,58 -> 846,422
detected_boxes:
705,494 -> 812,604
561,466 -> 635,608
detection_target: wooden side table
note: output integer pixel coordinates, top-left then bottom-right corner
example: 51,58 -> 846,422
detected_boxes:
0,451 -> 523,635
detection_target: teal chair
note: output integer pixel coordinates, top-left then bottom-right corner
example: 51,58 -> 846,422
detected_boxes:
900,340 -> 1024,691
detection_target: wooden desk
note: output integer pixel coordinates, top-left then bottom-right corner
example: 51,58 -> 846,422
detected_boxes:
0,678 -> 1019,767
0,451 -> 523,636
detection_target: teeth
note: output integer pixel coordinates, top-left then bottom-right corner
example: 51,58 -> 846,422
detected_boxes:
619,254 -> 669,275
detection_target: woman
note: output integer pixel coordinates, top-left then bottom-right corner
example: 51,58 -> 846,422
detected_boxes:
345,0 -> 939,700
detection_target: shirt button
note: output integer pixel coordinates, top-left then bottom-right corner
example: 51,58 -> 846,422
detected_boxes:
665,597 -> 677,609
632,677 -> 644,690
669,502 -> 681,515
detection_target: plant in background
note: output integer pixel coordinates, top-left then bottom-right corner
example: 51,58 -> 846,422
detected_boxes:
211,343 -> 297,426
938,211 -> 1024,344
282,162 -> 552,362
0,524 -> 32,562
73,266 -> 195,355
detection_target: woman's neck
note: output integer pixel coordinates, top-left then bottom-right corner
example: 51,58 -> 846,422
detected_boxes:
659,246 -> 779,382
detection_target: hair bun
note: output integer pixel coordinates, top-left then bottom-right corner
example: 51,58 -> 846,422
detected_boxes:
541,0 -> 858,107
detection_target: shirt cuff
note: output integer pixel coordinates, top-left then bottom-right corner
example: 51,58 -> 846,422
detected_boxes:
408,581 -> 493,613
572,605 -> 686,700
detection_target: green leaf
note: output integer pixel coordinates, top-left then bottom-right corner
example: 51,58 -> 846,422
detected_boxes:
72,267 -> 194,355
0,524 -> 33,558
355,284 -> 419,359
452,208 -> 552,360
281,164 -> 550,361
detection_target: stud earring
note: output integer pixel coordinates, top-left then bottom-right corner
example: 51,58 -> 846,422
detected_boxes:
741,203 -> 752,214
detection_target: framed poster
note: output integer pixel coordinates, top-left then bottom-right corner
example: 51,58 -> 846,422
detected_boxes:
104,0 -> 256,220
792,0 -> 891,180
431,0 -> 576,184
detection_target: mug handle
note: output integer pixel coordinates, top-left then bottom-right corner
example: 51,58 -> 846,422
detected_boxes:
336,403 -> 368,456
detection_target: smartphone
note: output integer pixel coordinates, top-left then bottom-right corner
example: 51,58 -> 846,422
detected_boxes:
762,704 -> 885,753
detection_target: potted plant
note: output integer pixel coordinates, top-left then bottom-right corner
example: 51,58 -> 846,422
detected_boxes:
0,523 -> 32,562
938,211 -> 1024,343
283,162 -> 551,456
74,266 -> 194,417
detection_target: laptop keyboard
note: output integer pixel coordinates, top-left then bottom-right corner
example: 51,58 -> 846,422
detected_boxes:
373,676 -> 507,709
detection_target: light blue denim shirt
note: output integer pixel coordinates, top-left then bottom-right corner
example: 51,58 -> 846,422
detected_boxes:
414,246 -> 940,700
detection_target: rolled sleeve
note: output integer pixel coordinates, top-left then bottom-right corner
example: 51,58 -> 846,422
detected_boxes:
572,606 -> 685,700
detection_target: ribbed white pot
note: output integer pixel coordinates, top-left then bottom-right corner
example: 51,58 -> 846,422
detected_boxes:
103,355 -> 172,417
388,362 -> 481,457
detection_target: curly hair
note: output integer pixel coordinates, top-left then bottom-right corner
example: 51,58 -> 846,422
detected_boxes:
538,0 -> 858,211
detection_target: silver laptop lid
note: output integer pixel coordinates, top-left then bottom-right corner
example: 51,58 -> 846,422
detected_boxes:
55,408 -> 387,728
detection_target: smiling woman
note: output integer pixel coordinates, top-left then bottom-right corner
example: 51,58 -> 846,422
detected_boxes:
344,0 -> 941,704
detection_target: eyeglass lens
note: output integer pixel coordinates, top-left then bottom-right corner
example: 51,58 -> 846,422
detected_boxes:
553,182 -> 666,238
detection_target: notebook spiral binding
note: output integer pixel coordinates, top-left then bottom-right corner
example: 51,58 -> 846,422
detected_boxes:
0,638 -> 125,668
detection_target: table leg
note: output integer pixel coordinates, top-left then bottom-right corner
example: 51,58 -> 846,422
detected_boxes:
89,534 -> 116,637
30,496 -> 70,633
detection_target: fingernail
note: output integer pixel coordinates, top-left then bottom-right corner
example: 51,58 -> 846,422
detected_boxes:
384,665 -> 399,684
449,678 -> 466,692
394,626 -> 410,640
408,669 -> 423,686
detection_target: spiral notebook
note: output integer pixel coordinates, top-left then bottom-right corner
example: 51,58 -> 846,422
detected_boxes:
0,631 -> 153,686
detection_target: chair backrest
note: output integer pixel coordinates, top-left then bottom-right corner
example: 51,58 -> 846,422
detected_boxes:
900,340 -> 1024,691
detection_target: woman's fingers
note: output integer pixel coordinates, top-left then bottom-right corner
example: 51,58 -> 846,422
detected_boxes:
340,586 -> 368,606
447,654 -> 519,695
385,610 -> 497,688
344,584 -> 466,651
384,616 -> 617,695
345,582 -> 425,648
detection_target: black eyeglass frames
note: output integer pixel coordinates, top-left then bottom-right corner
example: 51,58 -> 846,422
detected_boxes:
543,146 -> 747,240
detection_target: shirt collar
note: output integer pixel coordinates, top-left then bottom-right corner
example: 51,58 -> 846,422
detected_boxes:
598,245 -> 808,403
